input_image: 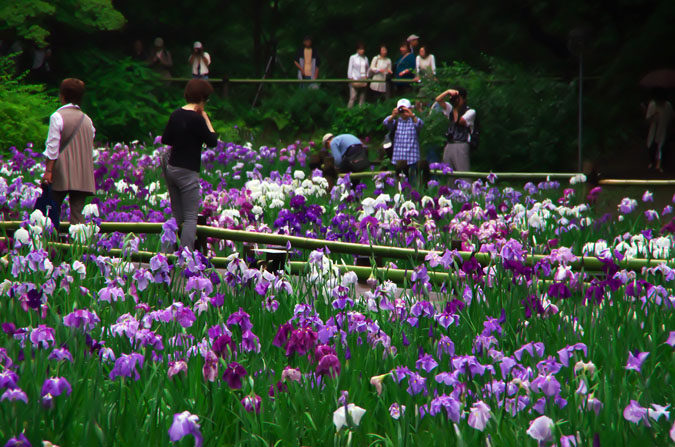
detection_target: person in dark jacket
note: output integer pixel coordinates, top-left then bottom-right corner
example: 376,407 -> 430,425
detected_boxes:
161,79 -> 218,250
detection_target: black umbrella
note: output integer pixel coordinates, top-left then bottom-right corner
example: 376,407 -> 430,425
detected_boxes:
639,69 -> 675,88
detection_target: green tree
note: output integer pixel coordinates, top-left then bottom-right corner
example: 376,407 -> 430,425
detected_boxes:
0,0 -> 125,46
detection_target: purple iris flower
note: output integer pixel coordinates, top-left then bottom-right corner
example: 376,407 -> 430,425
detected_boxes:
63,309 -> 101,332
212,334 -> 236,358
240,330 -> 261,353
406,372 -> 427,395
667,331 -> 675,347
547,282 -> 571,299
175,306 -> 196,328
435,371 -> 459,386
109,353 -> 144,381
623,400 -> 649,425
40,377 -> 72,397
415,354 -> 439,373
481,310 -> 506,337
4,433 -> 31,447
499,357 -> 517,379
226,308 -> 253,332
272,322 -> 294,348
625,351 -> 649,372
285,326 -> 318,356
222,362 -> 247,389
560,435 -> 577,447
429,394 -> 462,423
29,325 -> 55,349
168,411 -> 203,447
48,347 -> 73,363
160,218 -> 178,246
437,336 -> 455,358
316,354 -> 341,378
0,370 -> 19,389
556,343 -> 587,367
530,374 -> 561,397
1,388 -> 28,403
391,366 -> 411,383
241,394 -> 262,413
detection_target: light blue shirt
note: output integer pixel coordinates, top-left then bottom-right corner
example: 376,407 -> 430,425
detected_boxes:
329,134 -> 361,165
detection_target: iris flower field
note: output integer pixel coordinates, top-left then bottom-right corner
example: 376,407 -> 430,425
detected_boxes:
0,140 -> 674,446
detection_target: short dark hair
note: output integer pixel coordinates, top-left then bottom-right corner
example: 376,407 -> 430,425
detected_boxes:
60,78 -> 86,105
184,79 -> 214,103
455,86 -> 468,99
356,42 -> 365,50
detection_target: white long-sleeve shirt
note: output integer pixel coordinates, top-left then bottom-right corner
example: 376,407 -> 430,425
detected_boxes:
416,54 -> 436,77
43,104 -> 95,160
347,53 -> 369,81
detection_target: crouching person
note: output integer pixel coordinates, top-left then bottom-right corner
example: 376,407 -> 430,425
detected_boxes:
322,133 -> 369,174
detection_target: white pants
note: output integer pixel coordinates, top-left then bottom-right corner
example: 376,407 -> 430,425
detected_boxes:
348,85 -> 366,108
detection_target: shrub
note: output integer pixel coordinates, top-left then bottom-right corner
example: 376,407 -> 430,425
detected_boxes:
58,49 -> 178,143
423,59 -> 577,172
0,54 -> 56,151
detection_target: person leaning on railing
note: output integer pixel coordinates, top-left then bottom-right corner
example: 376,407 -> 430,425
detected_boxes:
160,79 -> 218,251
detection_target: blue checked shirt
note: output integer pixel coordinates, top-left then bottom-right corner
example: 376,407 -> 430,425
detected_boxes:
383,116 -> 423,165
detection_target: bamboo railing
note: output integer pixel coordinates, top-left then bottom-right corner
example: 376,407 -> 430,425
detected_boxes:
343,170 -> 583,180
1,222 -> 672,271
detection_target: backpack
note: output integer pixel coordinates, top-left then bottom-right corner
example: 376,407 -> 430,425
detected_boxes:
446,105 -> 479,150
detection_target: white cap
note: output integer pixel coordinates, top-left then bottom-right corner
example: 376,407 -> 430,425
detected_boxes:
396,98 -> 412,109
193,41 -> 203,49
322,133 -> 334,146
406,34 -> 420,42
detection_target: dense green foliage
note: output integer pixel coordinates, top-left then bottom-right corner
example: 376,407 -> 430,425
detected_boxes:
2,0 -> 675,169
58,50 -> 179,143
0,0 -> 124,46
0,54 -> 56,150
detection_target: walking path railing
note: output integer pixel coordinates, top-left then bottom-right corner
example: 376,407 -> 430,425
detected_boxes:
343,170 -> 584,180
0,237 -> 588,287
1,222 -> 671,271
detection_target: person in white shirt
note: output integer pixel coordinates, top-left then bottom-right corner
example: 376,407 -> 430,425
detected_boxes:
435,87 -> 476,171
189,41 -> 211,79
646,88 -> 673,172
347,43 -> 369,108
415,45 -> 436,80
368,44 -> 392,100
42,78 -> 96,225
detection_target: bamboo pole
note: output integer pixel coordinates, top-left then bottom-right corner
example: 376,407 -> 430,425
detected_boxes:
0,237 -> 585,287
598,179 -> 675,186
343,170 -> 583,180
1,222 -> 670,270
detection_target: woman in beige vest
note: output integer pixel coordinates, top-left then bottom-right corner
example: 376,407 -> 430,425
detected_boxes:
42,78 -> 96,225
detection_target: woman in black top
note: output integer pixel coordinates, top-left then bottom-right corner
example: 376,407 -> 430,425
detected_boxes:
161,79 -> 218,250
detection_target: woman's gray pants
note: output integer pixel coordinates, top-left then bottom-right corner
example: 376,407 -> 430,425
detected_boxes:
164,164 -> 201,250
443,142 -> 471,172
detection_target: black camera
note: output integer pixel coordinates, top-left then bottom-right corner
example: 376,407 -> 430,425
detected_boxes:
398,106 -> 407,113
449,95 -> 460,106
